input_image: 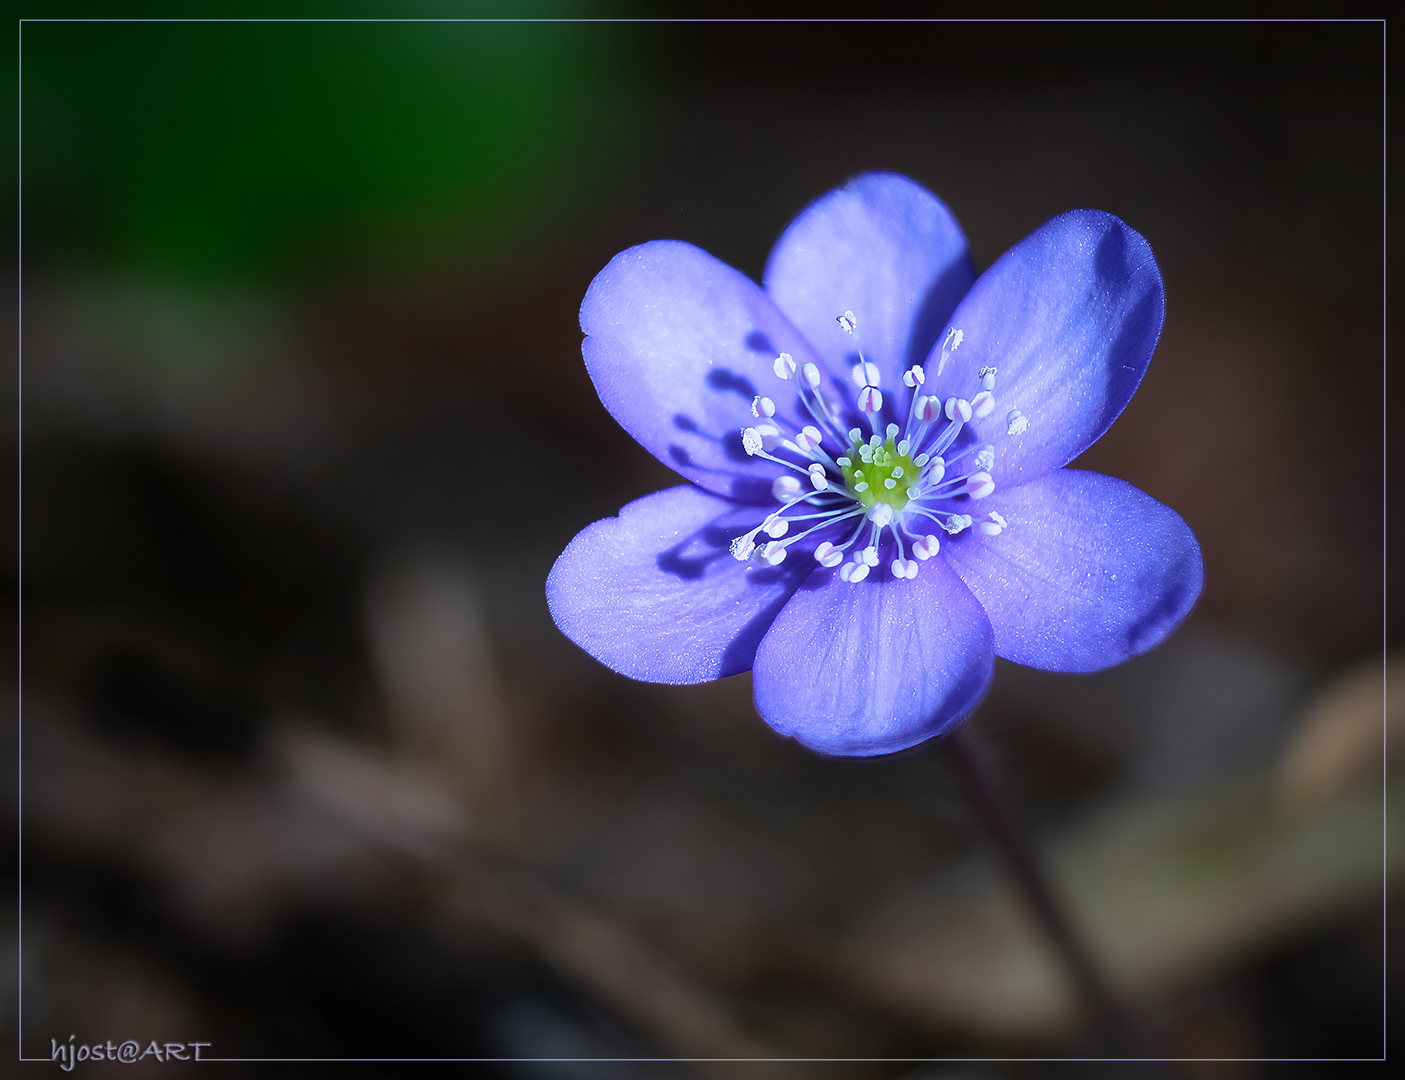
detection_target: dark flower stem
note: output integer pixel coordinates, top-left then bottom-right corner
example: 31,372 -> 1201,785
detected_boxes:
941,724 -> 1137,1054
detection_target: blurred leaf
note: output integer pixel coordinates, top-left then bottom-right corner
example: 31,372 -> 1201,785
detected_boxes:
18,4 -> 636,283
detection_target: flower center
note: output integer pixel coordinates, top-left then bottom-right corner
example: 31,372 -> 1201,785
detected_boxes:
840,436 -> 918,511
730,315 -> 1028,583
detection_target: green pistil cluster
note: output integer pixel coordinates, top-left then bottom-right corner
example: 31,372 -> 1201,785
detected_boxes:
842,437 -> 919,511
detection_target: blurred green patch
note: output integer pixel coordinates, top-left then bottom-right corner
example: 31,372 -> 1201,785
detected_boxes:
19,6 -> 638,285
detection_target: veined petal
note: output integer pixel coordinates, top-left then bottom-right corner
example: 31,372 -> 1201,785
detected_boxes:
581,240 -> 831,502
765,172 -> 976,398
547,485 -> 811,683
929,210 -> 1164,489
752,559 -> 994,757
941,469 -> 1203,672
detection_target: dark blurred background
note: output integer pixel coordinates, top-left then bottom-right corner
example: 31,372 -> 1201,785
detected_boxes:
4,8 -> 1395,1076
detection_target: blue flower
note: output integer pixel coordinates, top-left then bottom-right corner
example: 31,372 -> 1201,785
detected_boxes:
547,172 -> 1203,757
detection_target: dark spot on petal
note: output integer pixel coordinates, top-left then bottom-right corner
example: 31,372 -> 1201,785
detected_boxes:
668,444 -> 694,467
1094,222 -> 1128,283
673,414 -> 699,433
746,331 -> 774,353
728,476 -> 776,504
706,368 -> 757,398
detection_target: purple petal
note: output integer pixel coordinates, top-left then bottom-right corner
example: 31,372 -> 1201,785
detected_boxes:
547,485 -> 812,683
764,172 -> 976,402
580,240 -> 832,502
941,469 -> 1203,672
752,559 -> 994,756
928,210 -> 1164,489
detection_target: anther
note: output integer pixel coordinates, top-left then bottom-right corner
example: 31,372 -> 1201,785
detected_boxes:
1007,409 -> 1028,435
773,353 -> 796,379
979,511 -> 1008,536
751,395 -> 776,418
809,471 -> 829,491
975,445 -> 995,471
759,541 -> 787,566
915,395 -> 939,422
971,391 -> 996,419
814,541 -> 844,567
867,503 -> 894,527
840,561 -> 870,583
945,397 -> 972,423
944,514 -> 973,534
925,458 -> 946,484
858,386 -> 883,413
861,546 -> 880,567
741,428 -> 765,455
837,311 -> 857,335
890,558 -> 918,580
978,366 -> 997,391
802,363 -> 822,388
914,452 -> 931,467
851,361 -> 881,387
764,517 -> 789,539
730,534 -> 756,560
936,328 -> 964,376
902,365 -> 926,388
965,472 -> 995,499
772,475 -> 802,501
912,534 -> 940,560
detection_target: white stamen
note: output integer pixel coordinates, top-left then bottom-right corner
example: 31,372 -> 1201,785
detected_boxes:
810,471 -> 829,491
858,386 -> 883,413
945,397 -> 972,423
979,511 -> 1008,537
772,475 -> 802,501
891,558 -> 918,580
965,472 -> 995,499
978,366 -> 997,391
914,452 -> 930,466
915,395 -> 939,422
925,458 -> 946,484
837,311 -> 858,335
764,517 -> 789,539
944,514 -> 972,534
741,428 -> 765,455
913,534 -> 940,560
867,503 -> 893,527
840,561 -> 870,583
975,445 -> 995,471
971,391 -> 996,419
936,328 -> 964,376
903,365 -> 926,388
802,363 -> 822,389
730,534 -> 756,560
851,361 -> 881,387
759,540 -> 787,566
814,541 -> 844,568
773,353 -> 796,379
1007,409 -> 1028,435
861,546 -> 880,567
751,395 -> 776,418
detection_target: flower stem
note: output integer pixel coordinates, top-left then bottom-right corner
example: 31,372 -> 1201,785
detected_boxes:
940,724 -> 1138,1054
